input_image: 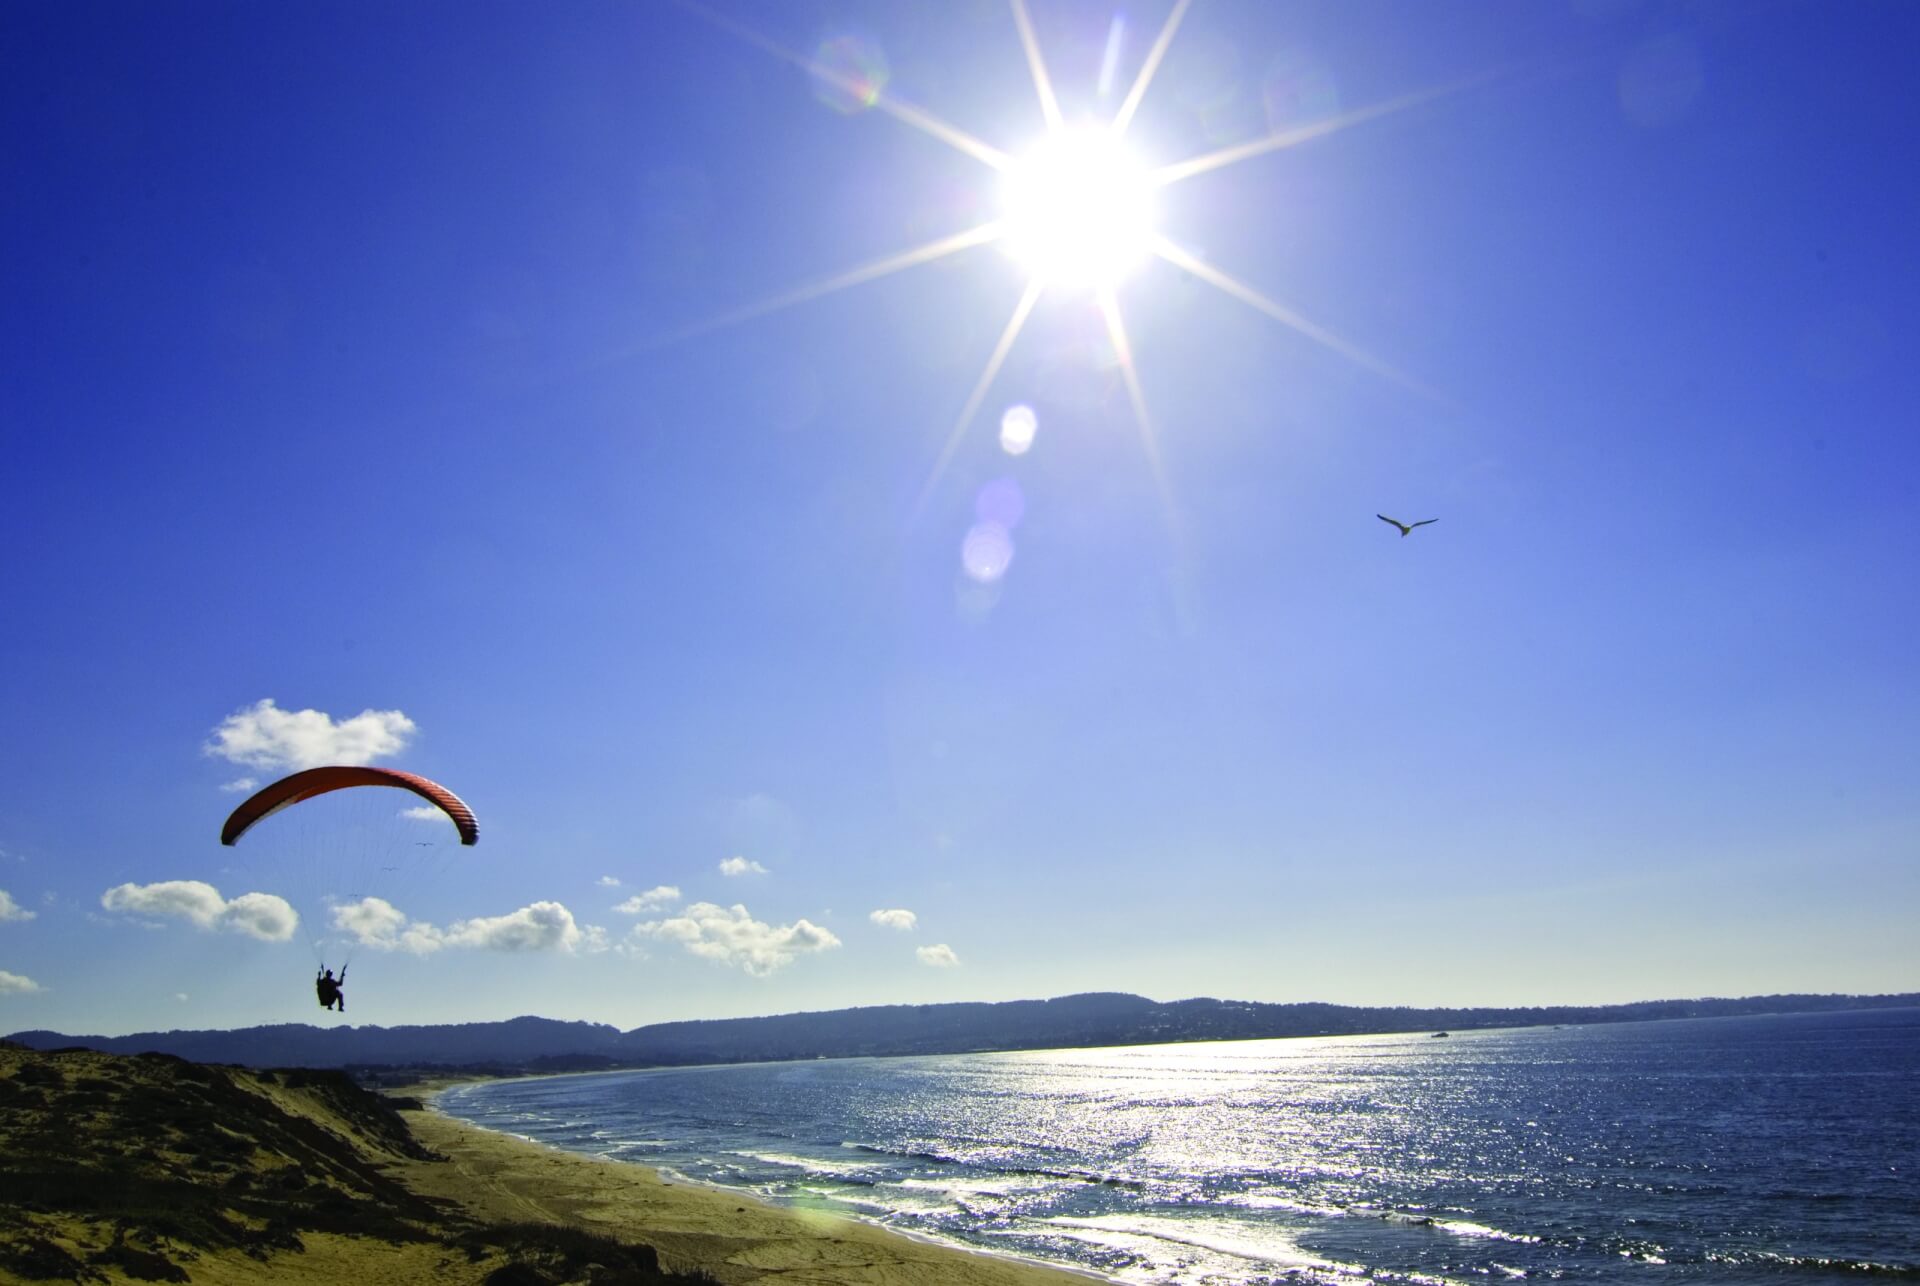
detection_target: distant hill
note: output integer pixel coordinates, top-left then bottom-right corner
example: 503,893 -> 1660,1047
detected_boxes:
11,990 -> 1916,1072
5,1014 -> 621,1069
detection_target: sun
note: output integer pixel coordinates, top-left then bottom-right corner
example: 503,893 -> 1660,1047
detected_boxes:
670,0 -> 1442,511
1000,126 -> 1156,290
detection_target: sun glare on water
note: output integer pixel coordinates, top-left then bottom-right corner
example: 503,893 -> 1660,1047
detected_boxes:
1000,127 -> 1156,289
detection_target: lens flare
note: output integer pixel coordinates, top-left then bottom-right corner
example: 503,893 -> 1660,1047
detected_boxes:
1263,49 -> 1340,132
975,477 -> 1026,529
811,34 -> 890,114
999,404 -> 1038,455
961,522 -> 1015,582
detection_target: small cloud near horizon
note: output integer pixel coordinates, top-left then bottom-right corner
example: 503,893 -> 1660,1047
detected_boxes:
718,856 -> 768,878
917,943 -> 960,968
0,970 -> 42,994
206,698 -> 416,772
596,875 -> 622,887
332,896 -> 592,954
400,806 -> 453,826
0,890 -> 36,923
633,902 -> 838,976
869,908 -> 917,931
614,885 -> 680,914
219,777 -> 258,793
100,880 -> 297,941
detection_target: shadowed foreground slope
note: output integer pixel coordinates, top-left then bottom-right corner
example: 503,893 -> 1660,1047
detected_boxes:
0,1041 -> 712,1285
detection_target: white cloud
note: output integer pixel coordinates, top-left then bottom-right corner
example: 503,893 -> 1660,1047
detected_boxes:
173,992 -> 190,1003
400,806 -> 446,821
446,902 -> 585,952
0,890 -> 35,923
0,970 -> 41,994
331,896 -> 590,954
105,881 -> 227,926
100,881 -> 298,941
222,892 -> 301,941
869,908 -> 917,932
580,925 -> 610,953
333,895 -> 407,940
634,902 -> 840,977
332,897 -> 437,953
718,856 -> 768,878
614,885 -> 680,914
916,943 -> 960,968
219,777 -> 258,794
596,875 -> 622,888
205,698 -> 416,771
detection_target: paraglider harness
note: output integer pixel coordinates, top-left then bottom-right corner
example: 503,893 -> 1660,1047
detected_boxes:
315,965 -> 346,1012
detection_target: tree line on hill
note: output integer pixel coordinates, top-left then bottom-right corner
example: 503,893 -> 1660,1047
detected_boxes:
10,990 -> 1915,1073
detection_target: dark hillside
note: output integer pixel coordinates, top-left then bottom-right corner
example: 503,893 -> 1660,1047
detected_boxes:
0,1044 -> 711,1284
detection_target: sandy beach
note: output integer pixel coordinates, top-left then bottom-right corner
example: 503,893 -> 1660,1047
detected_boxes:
394,1089 -> 1096,1286
0,1044 -> 1096,1286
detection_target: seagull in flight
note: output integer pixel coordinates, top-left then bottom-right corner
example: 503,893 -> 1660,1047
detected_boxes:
1377,514 -> 1437,537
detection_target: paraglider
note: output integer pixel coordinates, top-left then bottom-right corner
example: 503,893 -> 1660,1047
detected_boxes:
222,766 -> 478,847
222,766 -> 477,1012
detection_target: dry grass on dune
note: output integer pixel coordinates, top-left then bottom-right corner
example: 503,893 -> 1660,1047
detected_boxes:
0,1042 -> 714,1286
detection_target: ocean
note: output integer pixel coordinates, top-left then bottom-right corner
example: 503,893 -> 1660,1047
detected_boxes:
436,1007 -> 1920,1283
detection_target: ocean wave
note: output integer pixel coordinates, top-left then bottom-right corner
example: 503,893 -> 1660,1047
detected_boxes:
1037,1212 -> 1342,1272
834,1140 -> 1143,1190
1228,1190 -> 1351,1219
1711,1250 -> 1920,1278
1429,1219 -> 1542,1244
733,1150 -> 883,1181
840,1141 -> 960,1167
895,1174 -> 1063,1200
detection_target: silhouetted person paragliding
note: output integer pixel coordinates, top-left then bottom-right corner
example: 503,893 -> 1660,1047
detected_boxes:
315,966 -> 345,1012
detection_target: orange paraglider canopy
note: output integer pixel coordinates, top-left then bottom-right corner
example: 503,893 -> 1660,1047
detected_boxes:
221,766 -> 479,847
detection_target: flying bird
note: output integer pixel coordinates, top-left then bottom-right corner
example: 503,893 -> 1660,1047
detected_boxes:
1377,514 -> 1437,537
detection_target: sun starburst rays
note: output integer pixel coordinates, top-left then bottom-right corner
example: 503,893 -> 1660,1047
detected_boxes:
1111,0 -> 1192,138
660,221 -> 1007,346
1148,235 -> 1448,405
670,0 -> 1447,522
1010,0 -> 1065,133
1150,68 -> 1504,188
669,0 -> 1010,171
1099,291 -> 1176,523
912,280 -> 1046,525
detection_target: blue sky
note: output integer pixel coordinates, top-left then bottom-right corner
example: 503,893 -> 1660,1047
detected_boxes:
3,0 -> 1916,1036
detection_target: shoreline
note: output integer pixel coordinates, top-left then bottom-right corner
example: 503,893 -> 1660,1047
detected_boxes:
396,1086 -> 1105,1286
